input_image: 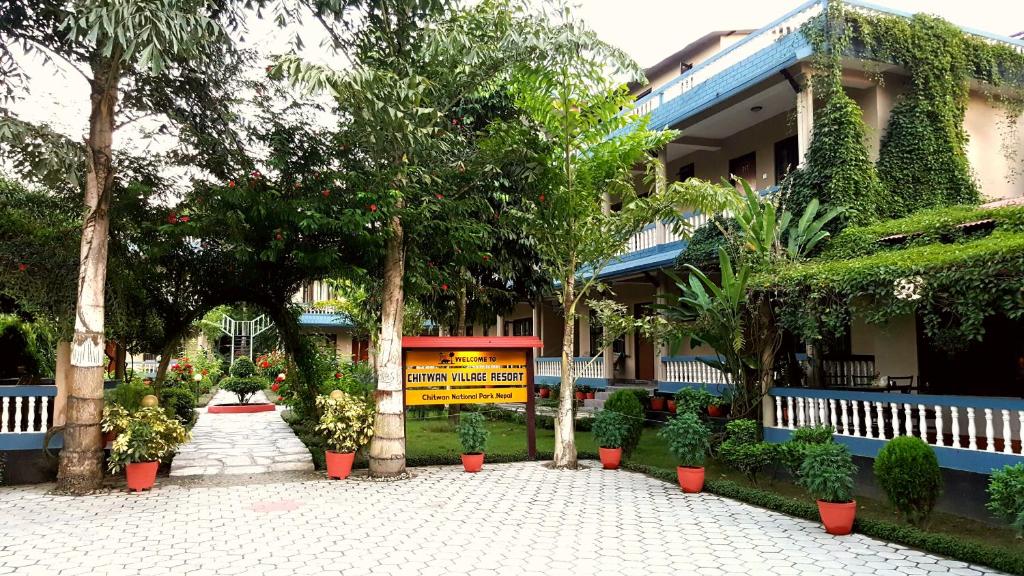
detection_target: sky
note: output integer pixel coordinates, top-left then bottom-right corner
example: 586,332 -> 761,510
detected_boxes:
8,0 -> 1024,148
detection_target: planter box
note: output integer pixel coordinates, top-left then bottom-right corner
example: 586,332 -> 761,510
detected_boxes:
208,403 -> 276,414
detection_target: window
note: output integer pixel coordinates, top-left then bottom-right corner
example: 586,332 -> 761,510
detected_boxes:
728,152 -> 757,189
677,162 -> 695,182
503,318 -> 532,337
774,136 -> 799,183
589,310 -> 603,353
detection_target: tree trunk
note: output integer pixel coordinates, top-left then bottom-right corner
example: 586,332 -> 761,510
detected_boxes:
268,305 -> 319,419
552,276 -> 578,469
56,60 -> 120,495
114,341 -> 126,381
369,214 -> 406,477
154,337 -> 179,388
448,285 -> 468,425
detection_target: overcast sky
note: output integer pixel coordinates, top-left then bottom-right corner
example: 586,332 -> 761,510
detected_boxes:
10,0 -> 1024,146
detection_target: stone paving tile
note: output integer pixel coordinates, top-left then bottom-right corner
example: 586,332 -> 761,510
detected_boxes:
169,389 -> 313,476
0,462 -> 1008,576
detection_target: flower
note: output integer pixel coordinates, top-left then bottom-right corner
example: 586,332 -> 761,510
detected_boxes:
193,373 -> 203,382
179,216 -> 190,223
276,373 -> 286,382
277,396 -> 284,402
893,276 -> 924,301
539,194 -> 545,202
228,180 -> 235,188
260,361 -> 270,368
334,372 -> 342,379
271,383 -> 280,392
201,369 -> 209,376
167,212 -> 177,224
322,189 -> 330,197
369,204 -> 378,212
435,193 -> 444,199
441,283 -> 449,291
17,263 -> 27,272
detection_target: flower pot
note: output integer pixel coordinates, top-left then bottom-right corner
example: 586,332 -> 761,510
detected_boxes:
586,391 -> 596,400
667,400 -> 677,413
539,388 -> 550,399
125,461 -> 159,493
708,404 -> 726,418
575,391 -> 586,401
817,500 -> 857,535
598,447 -> 622,470
650,396 -> 666,411
676,466 -> 705,493
325,450 -> 356,480
461,453 -> 485,473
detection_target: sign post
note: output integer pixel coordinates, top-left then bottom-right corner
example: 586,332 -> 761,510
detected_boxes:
402,336 -> 543,459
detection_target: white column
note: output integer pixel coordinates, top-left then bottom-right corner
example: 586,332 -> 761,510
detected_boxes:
796,73 -> 814,165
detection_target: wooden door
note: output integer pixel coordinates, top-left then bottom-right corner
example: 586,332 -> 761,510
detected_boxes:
634,303 -> 655,381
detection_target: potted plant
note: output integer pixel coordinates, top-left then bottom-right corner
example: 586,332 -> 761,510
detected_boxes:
675,387 -> 714,416
649,394 -> 666,412
592,409 -> 630,470
799,442 -> 859,535
586,388 -> 596,400
539,385 -> 550,399
315,391 -> 375,480
104,406 -> 190,492
708,387 -> 732,417
456,412 -> 489,472
666,398 -> 677,413
658,412 -> 710,493
574,385 -> 587,401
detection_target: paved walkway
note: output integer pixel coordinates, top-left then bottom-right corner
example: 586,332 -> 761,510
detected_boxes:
169,389 -> 313,476
0,462 -> 1004,575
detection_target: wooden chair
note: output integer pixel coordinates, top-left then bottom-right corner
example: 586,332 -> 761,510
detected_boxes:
886,375 -> 915,393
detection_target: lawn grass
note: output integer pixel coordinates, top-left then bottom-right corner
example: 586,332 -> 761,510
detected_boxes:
402,409 -> 1022,555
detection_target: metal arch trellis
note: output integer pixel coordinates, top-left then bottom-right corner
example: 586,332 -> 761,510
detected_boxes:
219,315 -> 273,363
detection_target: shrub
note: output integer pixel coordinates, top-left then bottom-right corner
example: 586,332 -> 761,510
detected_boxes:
658,412 -> 710,467
626,387 -> 650,407
322,360 -> 376,399
799,442 -> 856,503
717,419 -> 776,484
220,357 -> 267,404
778,424 -> 834,478
604,389 -> 644,456
314,392 -> 374,453
987,463 -> 1024,536
874,436 -> 942,526
674,387 -> 714,416
456,412 -> 488,454
105,406 -> 190,472
105,380 -> 150,411
592,410 -> 631,449
159,385 -> 196,426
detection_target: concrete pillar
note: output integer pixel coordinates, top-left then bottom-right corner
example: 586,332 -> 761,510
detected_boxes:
53,341 -> 71,427
655,147 -> 669,245
655,278 -> 669,384
796,75 -> 814,165
495,315 -> 504,337
578,304 -> 590,357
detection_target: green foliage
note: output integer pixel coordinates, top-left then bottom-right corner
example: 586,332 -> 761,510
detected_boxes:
104,406 -> 190,472
778,425 -> 834,478
987,464 -> 1024,536
591,410 -> 631,449
874,436 -> 942,526
798,442 -> 856,504
314,392 -> 375,454
456,412 -> 489,455
677,216 -> 740,270
658,412 -> 710,467
717,419 -> 776,484
104,380 -> 150,412
0,314 -> 54,377
159,385 -> 197,426
229,357 -> 256,378
673,387 -> 714,417
603,389 -> 644,456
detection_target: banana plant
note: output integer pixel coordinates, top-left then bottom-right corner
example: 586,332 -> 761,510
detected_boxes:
732,177 -> 844,262
783,198 -> 845,259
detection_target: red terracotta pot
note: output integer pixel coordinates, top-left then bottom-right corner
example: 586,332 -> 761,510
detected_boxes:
650,396 -> 666,411
598,447 -> 622,470
125,461 -> 159,493
676,466 -> 705,493
708,404 -> 726,418
667,400 -> 677,413
462,452 -> 485,473
325,450 -> 355,480
575,391 -> 586,401
586,391 -> 596,400
539,388 -> 550,398
817,500 -> 857,535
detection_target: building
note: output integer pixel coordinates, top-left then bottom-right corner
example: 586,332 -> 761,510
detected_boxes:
500,0 -> 1024,475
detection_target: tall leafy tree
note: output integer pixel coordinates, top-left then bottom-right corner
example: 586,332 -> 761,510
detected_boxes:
1,0 -> 255,493
507,5 -> 734,468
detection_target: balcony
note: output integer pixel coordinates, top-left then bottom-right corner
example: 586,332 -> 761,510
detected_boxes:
535,356 -> 609,389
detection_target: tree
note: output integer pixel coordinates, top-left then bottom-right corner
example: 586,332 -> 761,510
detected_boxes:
280,0 -> 546,477
507,6 -> 734,468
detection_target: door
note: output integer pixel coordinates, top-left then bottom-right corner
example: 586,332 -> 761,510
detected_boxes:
774,136 -> 799,183
728,151 -> 757,190
634,303 -> 655,381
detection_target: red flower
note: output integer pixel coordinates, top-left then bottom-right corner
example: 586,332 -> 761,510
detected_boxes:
483,255 -> 490,261
441,284 -> 448,291
17,263 -> 27,272
271,383 -> 280,392
334,372 -> 342,379
201,369 -> 208,376
228,180 -> 235,188
369,204 -> 378,212
260,361 -> 270,368
251,170 -> 261,179
275,233 -> 283,241
277,396 -> 283,402
539,194 -> 545,202
179,216 -> 190,223
167,212 -> 177,224
451,118 -> 459,126
435,193 -> 444,200
294,182 -> 301,189
322,189 -> 330,197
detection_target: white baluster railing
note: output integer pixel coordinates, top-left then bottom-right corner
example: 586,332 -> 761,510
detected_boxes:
0,386 -> 57,434
660,356 -> 733,385
769,389 -> 1024,460
534,357 -> 606,382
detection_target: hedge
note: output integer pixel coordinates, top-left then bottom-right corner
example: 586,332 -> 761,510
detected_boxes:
622,462 -> 1024,576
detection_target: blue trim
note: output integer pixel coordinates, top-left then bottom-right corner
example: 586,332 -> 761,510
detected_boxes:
298,312 -> 354,329
535,376 -> 609,390
587,240 -> 687,281
655,381 -> 733,395
661,355 -> 724,363
537,356 -> 601,363
0,432 -> 62,451
0,385 -> 57,397
769,388 -> 1024,411
764,428 -> 1023,475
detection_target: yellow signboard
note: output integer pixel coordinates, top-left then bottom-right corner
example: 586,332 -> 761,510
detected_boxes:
404,349 -> 529,405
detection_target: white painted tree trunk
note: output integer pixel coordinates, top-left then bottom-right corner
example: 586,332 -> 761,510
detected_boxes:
369,214 -> 406,477
553,276 -> 578,468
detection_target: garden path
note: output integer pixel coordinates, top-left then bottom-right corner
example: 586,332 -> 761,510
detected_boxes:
168,389 -> 313,476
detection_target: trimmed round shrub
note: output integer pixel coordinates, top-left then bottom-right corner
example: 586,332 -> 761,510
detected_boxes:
873,436 -> 942,526
159,385 -> 196,426
592,410 -> 631,449
717,419 -> 777,485
220,358 -> 267,404
229,357 -> 257,377
603,389 -> 644,456
987,463 -> 1024,536
799,442 -> 856,503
